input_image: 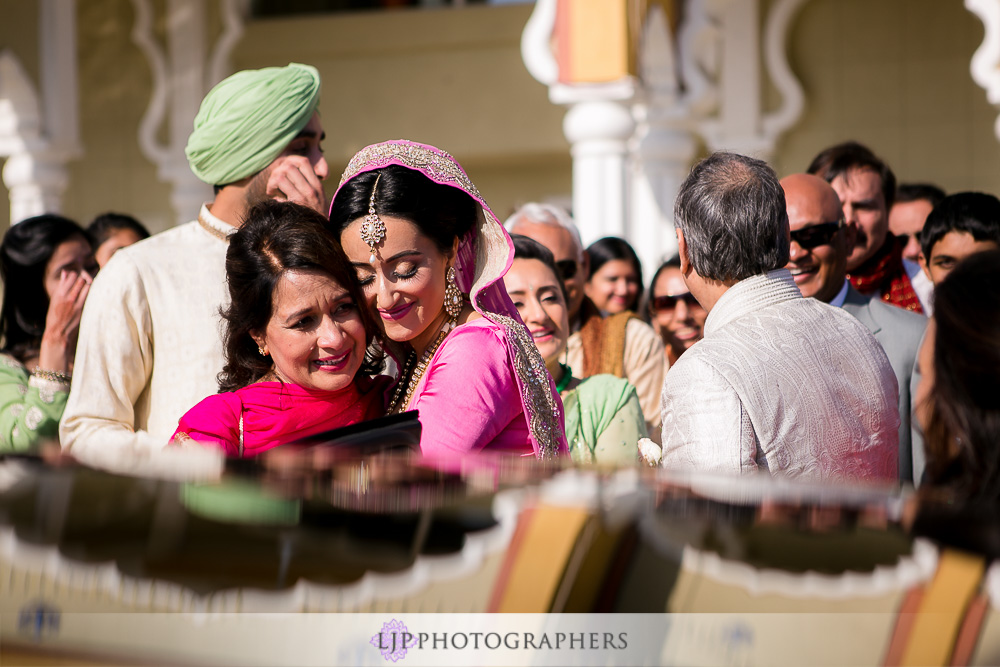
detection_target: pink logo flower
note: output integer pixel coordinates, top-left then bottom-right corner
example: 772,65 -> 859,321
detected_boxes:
371,619 -> 417,662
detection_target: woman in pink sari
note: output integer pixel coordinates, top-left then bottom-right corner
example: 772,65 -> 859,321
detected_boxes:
173,200 -> 387,456
329,141 -> 567,459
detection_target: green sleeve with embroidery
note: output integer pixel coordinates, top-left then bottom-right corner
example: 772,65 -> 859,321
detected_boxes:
563,374 -> 648,465
0,355 -> 69,453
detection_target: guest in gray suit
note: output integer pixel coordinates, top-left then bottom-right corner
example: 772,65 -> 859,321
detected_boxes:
660,153 -> 899,482
782,173 -> 927,484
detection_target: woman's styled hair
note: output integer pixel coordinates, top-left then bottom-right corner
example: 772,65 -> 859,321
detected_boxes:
923,249 -> 1000,504
218,200 -> 384,393
585,236 -> 644,308
328,165 -> 477,253
0,214 -> 88,363
86,212 -> 150,247
510,234 -> 568,303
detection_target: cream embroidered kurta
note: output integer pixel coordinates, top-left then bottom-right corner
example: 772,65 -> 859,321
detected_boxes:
567,318 -> 665,437
60,206 -> 233,472
659,269 -> 899,482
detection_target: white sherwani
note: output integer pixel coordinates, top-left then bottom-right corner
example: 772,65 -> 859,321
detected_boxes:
60,206 -> 233,473
659,269 -> 899,481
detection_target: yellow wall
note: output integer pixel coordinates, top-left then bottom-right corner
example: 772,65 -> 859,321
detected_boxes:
229,4 -> 571,219
772,0 -> 1000,193
1,0 -> 998,238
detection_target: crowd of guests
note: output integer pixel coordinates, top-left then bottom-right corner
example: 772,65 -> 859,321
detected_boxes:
1,63 -> 999,514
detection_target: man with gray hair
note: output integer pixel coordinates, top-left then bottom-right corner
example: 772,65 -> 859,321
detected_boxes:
506,204 -> 665,438
659,152 -> 899,481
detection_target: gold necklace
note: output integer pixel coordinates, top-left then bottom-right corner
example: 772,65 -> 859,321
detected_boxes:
387,317 -> 458,414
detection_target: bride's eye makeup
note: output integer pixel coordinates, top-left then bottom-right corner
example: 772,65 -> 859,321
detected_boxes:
393,263 -> 418,280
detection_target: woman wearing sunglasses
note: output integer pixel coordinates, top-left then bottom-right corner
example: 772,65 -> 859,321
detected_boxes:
645,258 -> 708,365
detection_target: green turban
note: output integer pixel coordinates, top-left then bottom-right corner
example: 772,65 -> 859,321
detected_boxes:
185,63 -> 321,186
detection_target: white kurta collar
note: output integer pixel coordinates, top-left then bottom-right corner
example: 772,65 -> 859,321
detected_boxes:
198,204 -> 237,242
704,269 -> 802,335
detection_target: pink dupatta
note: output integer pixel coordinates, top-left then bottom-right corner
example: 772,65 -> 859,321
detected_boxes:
174,380 -> 386,457
331,140 -> 567,459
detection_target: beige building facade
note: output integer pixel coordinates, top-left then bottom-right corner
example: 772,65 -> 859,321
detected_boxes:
0,0 -> 998,246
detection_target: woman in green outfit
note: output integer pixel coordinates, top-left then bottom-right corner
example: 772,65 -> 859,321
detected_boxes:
506,234 -> 646,465
0,215 -> 96,451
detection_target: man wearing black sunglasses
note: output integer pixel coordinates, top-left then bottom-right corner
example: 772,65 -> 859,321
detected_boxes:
783,173 -> 927,485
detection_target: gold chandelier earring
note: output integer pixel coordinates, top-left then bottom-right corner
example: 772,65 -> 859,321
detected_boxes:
444,266 -> 462,318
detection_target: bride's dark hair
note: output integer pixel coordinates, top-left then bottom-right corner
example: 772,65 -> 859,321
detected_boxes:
328,165 -> 477,252
218,200 -> 384,393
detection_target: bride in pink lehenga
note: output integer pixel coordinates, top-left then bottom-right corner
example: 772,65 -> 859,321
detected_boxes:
329,140 -> 567,460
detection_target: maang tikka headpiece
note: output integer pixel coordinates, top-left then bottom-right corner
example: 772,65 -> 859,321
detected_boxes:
359,173 -> 386,265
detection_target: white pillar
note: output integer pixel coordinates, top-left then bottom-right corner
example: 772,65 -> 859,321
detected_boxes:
967,0 -> 1000,142
629,3 -> 697,276
3,152 -> 67,222
557,87 -> 637,245
0,0 -> 81,223
131,0 -> 246,226
631,120 -> 696,272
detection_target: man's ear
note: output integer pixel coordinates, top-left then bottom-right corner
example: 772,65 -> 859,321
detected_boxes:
919,252 -> 931,281
580,249 -> 590,278
676,229 -> 691,276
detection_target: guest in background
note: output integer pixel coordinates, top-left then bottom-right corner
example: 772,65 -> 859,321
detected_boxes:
892,183 -> 944,314
645,257 -> 706,365
0,215 -> 95,451
916,249 -> 1000,504
86,212 -> 150,268
507,205 -> 664,438
808,141 -> 923,313
919,192 -> 1000,286
584,236 -> 643,314
782,173 -> 926,484
330,140 -> 567,459
891,183 -> 945,263
507,234 -> 645,465
174,201 -> 386,457
660,152 -> 898,481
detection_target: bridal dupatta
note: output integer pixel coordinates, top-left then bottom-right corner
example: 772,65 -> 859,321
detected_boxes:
332,140 -> 567,459
173,381 -> 385,457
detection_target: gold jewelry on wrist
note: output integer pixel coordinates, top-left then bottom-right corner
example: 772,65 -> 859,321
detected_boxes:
31,367 -> 72,384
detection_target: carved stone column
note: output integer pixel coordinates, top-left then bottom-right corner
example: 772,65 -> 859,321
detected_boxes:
521,0 -> 810,276
629,3 -> 697,272
967,0 -> 1000,141
0,0 -> 81,224
557,86 -> 637,243
131,0 -> 248,226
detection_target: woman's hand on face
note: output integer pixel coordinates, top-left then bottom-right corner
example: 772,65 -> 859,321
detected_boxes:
43,269 -> 92,345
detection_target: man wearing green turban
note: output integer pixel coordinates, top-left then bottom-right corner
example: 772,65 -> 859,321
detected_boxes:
62,64 -> 329,473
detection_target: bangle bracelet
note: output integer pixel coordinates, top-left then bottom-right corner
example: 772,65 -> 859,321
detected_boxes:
31,367 -> 72,384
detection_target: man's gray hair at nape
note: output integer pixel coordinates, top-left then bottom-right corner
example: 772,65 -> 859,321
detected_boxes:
673,152 -> 790,283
